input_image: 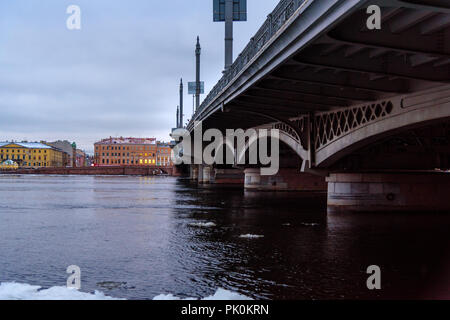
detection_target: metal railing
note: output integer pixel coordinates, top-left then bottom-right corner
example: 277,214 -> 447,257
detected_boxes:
191,0 -> 307,122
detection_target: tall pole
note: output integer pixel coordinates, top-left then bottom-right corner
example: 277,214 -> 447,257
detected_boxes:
195,36 -> 201,111
176,106 -> 180,128
224,0 -> 233,70
179,78 -> 184,128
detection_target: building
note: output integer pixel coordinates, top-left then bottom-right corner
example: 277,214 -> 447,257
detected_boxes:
94,137 -> 173,167
0,142 -> 65,168
156,142 -> 172,167
75,149 -> 87,167
46,140 -> 75,167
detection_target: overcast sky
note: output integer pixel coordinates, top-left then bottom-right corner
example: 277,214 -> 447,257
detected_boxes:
0,0 -> 279,153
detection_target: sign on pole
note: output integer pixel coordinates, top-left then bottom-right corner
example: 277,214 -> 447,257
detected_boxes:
213,0 -> 247,22
188,82 -> 205,95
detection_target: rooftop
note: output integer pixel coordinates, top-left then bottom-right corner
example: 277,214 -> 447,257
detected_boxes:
0,142 -> 53,149
95,137 -> 157,145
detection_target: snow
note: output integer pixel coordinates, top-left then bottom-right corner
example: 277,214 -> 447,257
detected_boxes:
0,282 -> 122,300
0,282 -> 251,301
153,288 -> 252,300
188,222 -> 217,228
239,234 -> 264,239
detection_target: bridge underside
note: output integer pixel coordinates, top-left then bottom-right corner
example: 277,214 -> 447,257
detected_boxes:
199,0 -> 450,170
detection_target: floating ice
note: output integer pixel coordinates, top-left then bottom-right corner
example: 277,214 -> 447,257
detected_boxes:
301,223 -> 319,227
188,222 -> 217,228
153,288 -> 252,300
239,234 -> 264,239
0,282 -> 122,300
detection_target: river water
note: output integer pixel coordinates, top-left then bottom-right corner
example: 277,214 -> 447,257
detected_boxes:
0,175 -> 448,300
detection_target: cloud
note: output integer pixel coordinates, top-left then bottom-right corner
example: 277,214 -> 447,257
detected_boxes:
0,0 -> 279,153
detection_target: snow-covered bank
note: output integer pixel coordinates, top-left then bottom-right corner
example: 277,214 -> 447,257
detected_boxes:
0,282 -> 252,301
0,282 -> 121,300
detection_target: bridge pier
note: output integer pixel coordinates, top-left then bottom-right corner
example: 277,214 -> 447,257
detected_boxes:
244,168 -> 327,191
191,166 -> 199,181
214,168 -> 245,185
327,172 -> 450,212
200,165 -> 212,184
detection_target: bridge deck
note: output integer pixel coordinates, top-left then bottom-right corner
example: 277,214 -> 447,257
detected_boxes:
189,0 -> 450,132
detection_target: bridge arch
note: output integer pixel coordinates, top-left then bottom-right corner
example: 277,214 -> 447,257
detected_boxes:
315,88 -> 450,167
236,129 -> 309,165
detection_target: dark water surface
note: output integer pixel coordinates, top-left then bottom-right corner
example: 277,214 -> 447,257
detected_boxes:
0,175 -> 448,299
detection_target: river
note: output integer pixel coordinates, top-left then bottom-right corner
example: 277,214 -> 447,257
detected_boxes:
0,175 -> 448,299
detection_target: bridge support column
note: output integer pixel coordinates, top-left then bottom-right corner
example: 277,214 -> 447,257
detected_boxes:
327,172 -> 450,212
197,164 -> 204,184
244,168 -> 327,191
200,166 -> 212,184
244,169 -> 261,190
191,165 -> 199,181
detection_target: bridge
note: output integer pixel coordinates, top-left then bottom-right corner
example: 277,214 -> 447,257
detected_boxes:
181,0 -> 450,212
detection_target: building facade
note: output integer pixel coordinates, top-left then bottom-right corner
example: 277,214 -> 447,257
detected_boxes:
75,149 -> 87,167
0,142 -> 65,168
156,143 -> 172,167
94,137 -> 173,166
46,140 -> 75,167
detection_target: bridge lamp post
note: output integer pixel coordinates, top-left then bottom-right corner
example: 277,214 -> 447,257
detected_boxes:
213,0 -> 247,71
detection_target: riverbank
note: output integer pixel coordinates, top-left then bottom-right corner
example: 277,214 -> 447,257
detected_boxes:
0,165 -> 176,176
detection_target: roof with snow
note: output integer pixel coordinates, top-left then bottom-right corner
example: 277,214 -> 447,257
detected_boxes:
0,142 -> 53,149
95,137 -> 157,145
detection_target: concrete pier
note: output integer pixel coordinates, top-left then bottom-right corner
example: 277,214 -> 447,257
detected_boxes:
191,166 -> 199,181
214,168 -> 244,185
200,166 -> 212,184
327,172 -> 450,212
244,168 -> 327,191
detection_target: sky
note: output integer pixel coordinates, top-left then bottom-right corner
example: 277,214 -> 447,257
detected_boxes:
0,0 -> 279,153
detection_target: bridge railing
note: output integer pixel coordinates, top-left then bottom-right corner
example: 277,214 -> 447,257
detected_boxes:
191,0 -> 307,123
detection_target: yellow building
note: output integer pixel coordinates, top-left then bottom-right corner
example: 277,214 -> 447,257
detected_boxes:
0,142 -> 65,168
